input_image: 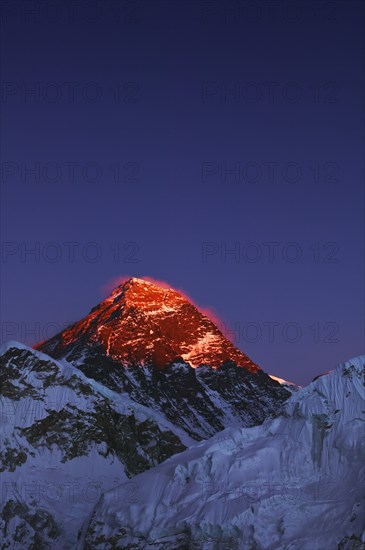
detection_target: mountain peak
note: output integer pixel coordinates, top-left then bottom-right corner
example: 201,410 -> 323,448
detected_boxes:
129,277 -> 170,287
104,277 -> 188,315
123,277 -> 163,287
126,277 -> 181,296
36,278 -> 259,372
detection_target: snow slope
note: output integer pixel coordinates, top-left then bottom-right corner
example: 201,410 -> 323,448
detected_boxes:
0,341 -> 288,549
268,374 -> 300,393
80,356 -> 365,550
0,342 -> 190,548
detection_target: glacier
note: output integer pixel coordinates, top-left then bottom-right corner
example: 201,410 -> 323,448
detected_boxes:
79,356 -> 365,550
1,338 -> 364,549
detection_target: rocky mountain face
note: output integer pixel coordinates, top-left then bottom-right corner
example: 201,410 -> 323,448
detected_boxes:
36,277 -> 259,371
35,277 -> 290,440
0,343 -> 190,548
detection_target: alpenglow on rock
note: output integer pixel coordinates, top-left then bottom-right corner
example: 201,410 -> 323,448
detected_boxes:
35,277 -> 291,441
36,277 -> 259,370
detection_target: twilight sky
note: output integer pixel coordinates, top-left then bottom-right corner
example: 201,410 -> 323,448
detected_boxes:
1,0 -> 364,385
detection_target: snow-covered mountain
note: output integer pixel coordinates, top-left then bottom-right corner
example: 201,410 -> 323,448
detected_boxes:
80,356 -> 365,550
2,278 -> 362,549
0,342 -> 191,548
269,374 -> 300,393
35,277 -> 290,440
0,278 -> 290,549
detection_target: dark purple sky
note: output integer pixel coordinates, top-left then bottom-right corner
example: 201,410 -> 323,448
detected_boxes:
1,0 -> 364,385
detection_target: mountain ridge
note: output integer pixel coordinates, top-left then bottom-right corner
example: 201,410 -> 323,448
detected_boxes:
80,355 -> 365,550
